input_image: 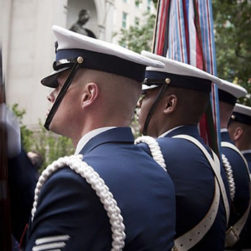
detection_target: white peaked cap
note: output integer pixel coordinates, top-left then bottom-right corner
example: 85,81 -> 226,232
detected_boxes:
141,50 -> 222,92
234,103 -> 251,116
41,26 -> 164,87
53,26 -> 164,68
219,79 -> 247,100
231,103 -> 251,125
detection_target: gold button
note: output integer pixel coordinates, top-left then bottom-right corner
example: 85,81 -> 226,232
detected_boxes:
165,78 -> 171,84
77,56 -> 84,64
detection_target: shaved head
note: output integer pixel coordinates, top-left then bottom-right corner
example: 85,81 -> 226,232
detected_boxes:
138,85 -> 210,137
165,87 -> 210,125
77,68 -> 141,124
228,121 -> 251,151
47,68 -> 141,145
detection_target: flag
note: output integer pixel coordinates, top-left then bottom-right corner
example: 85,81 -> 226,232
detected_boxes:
152,0 -> 221,154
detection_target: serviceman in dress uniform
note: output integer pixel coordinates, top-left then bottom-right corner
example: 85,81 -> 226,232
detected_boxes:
25,26 -> 176,251
9,147 -> 38,247
228,103 -> 251,249
0,104 -> 38,246
217,80 -> 251,248
137,51 -> 230,251
229,104 -> 251,170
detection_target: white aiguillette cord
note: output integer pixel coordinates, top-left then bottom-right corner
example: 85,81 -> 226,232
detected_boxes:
135,136 -> 166,171
31,155 -> 126,251
221,141 -> 251,247
221,153 -> 236,202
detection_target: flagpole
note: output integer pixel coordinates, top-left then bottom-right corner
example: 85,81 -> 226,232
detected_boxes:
151,0 -> 160,53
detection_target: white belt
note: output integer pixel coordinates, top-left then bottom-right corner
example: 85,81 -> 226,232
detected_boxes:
174,135 -> 230,225
173,176 -> 220,251
172,134 -> 229,250
135,135 -> 224,250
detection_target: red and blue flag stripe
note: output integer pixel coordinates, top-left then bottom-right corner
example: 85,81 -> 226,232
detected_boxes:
152,0 -> 221,153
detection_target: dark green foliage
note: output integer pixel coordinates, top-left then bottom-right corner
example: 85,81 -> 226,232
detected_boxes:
116,12 -> 156,53
32,121 -> 74,172
213,0 -> 251,105
12,103 -> 34,151
117,1 -> 250,105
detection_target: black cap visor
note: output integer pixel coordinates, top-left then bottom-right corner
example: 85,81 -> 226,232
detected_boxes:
41,67 -> 70,88
218,89 -> 237,105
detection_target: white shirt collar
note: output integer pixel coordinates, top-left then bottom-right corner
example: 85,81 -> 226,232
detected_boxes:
241,149 -> 251,155
75,127 -> 115,154
159,125 -> 184,138
220,128 -> 228,133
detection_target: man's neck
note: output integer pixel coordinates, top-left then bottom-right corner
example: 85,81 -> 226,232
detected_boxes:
220,120 -> 229,130
237,142 -> 251,152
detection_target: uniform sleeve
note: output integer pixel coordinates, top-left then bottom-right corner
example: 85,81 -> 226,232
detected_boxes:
8,148 -> 38,241
25,168 -> 112,251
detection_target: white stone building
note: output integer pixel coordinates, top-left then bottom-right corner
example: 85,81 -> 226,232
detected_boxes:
0,0 -> 155,128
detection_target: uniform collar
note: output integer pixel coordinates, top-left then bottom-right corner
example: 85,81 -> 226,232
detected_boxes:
159,125 -> 200,139
220,129 -> 233,143
75,127 -> 115,154
159,126 -> 183,138
78,127 -> 134,155
241,149 -> 251,155
220,128 -> 228,133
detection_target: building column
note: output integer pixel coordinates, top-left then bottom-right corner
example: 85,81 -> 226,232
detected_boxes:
95,0 -> 114,41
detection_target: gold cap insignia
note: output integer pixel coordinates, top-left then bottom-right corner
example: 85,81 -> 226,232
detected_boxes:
165,78 -> 171,84
77,56 -> 84,64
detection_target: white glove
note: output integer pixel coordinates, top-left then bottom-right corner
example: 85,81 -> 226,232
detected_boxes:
0,103 -> 21,158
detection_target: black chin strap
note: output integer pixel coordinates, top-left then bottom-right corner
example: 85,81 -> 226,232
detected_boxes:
142,84 -> 168,135
44,58 -> 83,130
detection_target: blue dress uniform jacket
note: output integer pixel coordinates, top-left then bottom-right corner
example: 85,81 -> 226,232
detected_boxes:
233,150 -> 251,249
139,125 -> 230,251
25,127 -> 176,251
243,151 -> 251,172
8,148 -> 38,241
221,131 -> 250,229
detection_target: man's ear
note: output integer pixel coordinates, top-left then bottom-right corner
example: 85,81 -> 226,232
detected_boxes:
81,82 -> 99,108
163,94 -> 177,114
232,126 -> 244,141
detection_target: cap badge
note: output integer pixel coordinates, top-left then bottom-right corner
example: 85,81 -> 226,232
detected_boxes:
77,56 -> 84,64
165,78 -> 171,84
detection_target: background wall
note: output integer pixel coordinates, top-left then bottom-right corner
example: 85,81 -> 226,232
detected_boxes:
1,0 -> 153,128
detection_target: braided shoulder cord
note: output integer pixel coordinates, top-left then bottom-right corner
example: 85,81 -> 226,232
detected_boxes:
135,136 -> 166,171
222,154 -> 236,202
31,155 -> 125,251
